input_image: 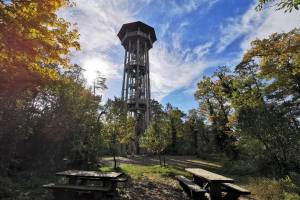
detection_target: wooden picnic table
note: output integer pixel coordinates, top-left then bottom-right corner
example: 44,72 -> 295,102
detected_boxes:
44,170 -> 126,200
56,170 -> 123,188
185,168 -> 234,200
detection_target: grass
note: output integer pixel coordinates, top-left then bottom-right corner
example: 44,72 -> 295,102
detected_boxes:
99,156 -> 300,200
244,177 -> 300,200
100,163 -> 189,180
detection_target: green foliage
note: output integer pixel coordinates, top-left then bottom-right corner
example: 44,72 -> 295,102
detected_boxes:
235,30 -> 300,175
256,0 -> 300,12
140,119 -> 170,156
165,103 -> 185,154
195,67 -> 237,154
103,98 -> 135,146
181,109 -> 208,155
100,164 -> 189,180
237,106 -> 300,174
195,30 -> 300,176
0,64 -> 107,199
102,97 -> 136,168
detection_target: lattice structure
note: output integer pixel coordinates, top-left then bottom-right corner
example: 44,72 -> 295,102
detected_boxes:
118,21 -> 156,153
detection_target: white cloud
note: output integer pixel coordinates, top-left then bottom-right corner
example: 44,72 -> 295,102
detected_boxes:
217,3 -> 300,54
160,23 -> 170,37
216,4 -> 264,53
169,0 -> 220,15
59,0 -> 218,102
240,7 -> 300,52
59,0 -> 134,53
82,56 -> 121,83
150,41 -> 216,100
58,0 -> 133,100
193,42 -> 213,58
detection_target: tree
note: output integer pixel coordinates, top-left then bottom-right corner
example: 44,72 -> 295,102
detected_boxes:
140,117 -> 170,167
233,29 -> 300,174
165,103 -> 185,154
185,109 -> 208,155
93,71 -> 107,98
0,63 -> 106,175
195,67 -> 236,152
150,99 -> 165,120
141,100 -> 170,165
240,29 -> 300,129
232,61 -> 265,110
103,98 -> 135,169
0,0 -> 80,95
256,0 -> 300,12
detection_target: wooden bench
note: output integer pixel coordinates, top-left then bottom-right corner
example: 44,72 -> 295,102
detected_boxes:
43,183 -> 110,200
78,176 -> 128,182
175,175 -> 206,200
222,183 -> 251,200
78,176 -> 128,189
113,177 -> 128,182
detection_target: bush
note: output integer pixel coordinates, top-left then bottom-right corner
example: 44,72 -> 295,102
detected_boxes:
222,159 -> 259,176
247,178 -> 284,200
246,177 -> 300,200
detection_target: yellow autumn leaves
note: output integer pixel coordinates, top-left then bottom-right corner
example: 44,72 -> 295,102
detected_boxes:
0,0 -> 80,94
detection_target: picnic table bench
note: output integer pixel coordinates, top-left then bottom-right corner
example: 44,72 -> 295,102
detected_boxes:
43,183 -> 111,199
222,183 -> 251,200
43,170 -> 127,200
175,175 -> 206,200
176,168 -> 250,200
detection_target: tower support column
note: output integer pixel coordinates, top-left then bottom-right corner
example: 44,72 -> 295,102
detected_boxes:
118,21 -> 156,154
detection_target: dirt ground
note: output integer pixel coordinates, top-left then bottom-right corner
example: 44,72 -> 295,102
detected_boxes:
102,155 -> 254,200
115,177 -> 190,200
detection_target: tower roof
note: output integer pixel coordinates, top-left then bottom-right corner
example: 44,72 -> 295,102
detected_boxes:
117,21 -> 157,43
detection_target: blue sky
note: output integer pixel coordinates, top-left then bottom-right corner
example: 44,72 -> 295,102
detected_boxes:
59,0 -> 300,112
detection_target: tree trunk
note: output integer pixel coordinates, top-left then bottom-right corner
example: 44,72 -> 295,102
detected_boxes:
158,154 -> 162,166
193,129 -> 198,155
171,120 -> 177,154
163,155 -> 166,167
113,151 -> 117,169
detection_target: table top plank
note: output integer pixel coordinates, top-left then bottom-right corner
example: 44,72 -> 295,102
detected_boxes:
185,168 -> 234,183
43,183 -> 111,192
56,170 -> 123,179
222,183 -> 251,194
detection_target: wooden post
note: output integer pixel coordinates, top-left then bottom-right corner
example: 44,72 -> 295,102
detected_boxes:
210,182 -> 222,200
121,49 -> 127,102
193,175 -> 204,187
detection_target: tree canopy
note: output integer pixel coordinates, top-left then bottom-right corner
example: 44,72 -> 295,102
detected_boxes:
256,0 -> 300,12
195,29 -> 300,174
0,0 -> 80,95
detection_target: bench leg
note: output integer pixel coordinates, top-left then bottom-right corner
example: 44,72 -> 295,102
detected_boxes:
223,192 -> 240,200
193,175 -> 205,187
179,181 -> 192,196
209,183 -> 222,200
52,190 -> 75,200
191,191 -> 206,200
111,182 -> 117,192
94,191 -> 108,200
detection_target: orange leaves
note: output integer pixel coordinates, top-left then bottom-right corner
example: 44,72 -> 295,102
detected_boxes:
240,29 -> 300,102
0,0 -> 80,95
